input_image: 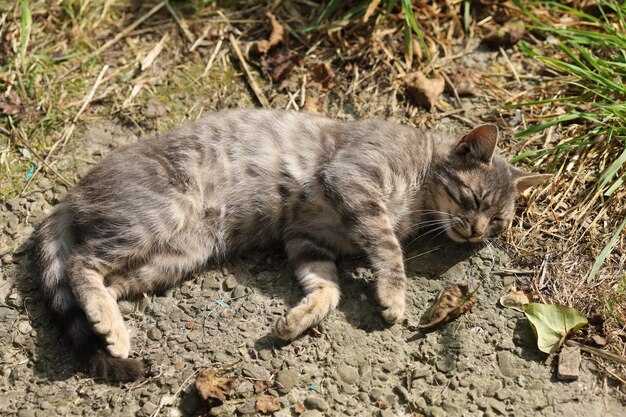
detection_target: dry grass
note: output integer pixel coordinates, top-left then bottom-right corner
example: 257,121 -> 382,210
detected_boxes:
0,0 -> 624,393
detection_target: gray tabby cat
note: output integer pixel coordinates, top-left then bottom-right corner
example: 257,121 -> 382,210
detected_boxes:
33,109 -> 549,381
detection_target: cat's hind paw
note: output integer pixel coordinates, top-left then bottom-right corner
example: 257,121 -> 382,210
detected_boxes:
273,316 -> 299,341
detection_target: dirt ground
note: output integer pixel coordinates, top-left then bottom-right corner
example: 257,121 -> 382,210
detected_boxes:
1,3 -> 625,417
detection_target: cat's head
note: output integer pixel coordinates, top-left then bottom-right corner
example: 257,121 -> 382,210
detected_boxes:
428,125 -> 550,243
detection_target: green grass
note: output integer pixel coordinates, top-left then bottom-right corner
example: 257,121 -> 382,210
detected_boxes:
510,0 -> 626,281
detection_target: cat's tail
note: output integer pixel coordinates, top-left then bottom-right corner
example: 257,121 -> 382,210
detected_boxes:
33,202 -> 144,382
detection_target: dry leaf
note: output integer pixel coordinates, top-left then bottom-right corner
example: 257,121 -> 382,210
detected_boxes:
0,90 -> 22,116
362,0 -> 382,22
294,401 -> 306,415
261,52 -> 302,83
309,62 -> 335,92
499,286 -> 540,312
195,368 -> 237,403
591,334 -> 607,346
256,394 -> 281,414
303,96 -> 324,114
482,23 -> 525,47
405,71 -> 445,111
418,283 -> 480,331
253,379 -> 272,393
253,12 -> 284,54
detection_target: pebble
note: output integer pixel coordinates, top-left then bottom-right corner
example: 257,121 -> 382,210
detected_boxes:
141,401 -> 157,415
486,380 -> 503,397
379,410 -> 395,417
336,364 -> 359,385
223,274 -> 237,291
497,351 -> 518,377
393,385 -> 411,404
236,401 -> 256,415
275,369 -> 299,394
17,321 -> 32,334
202,275 -> 221,290
300,411 -> 322,417
434,372 -> 447,385
495,389 -> 511,401
382,362 -> 397,373
369,388 -> 383,401
232,285 -> 246,299
17,410 -> 35,417
147,327 -> 162,341
488,398 -> 508,415
304,396 -> 329,411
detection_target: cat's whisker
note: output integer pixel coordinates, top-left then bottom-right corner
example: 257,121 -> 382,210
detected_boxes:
406,223 -> 452,246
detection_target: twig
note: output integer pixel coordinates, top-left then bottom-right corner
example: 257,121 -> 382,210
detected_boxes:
566,340 -> 626,365
13,127 -> 72,187
441,72 -> 463,108
499,47 -> 522,86
151,369 -> 199,417
88,1 -> 166,61
141,34 -> 168,72
228,34 -> 270,108
202,39 -> 223,78
165,0 -> 195,46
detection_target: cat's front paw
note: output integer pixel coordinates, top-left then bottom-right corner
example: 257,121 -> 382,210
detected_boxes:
381,299 -> 405,323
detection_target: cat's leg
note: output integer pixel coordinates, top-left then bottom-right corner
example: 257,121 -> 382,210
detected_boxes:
68,254 -> 130,358
352,213 -> 407,324
274,238 -> 341,340
107,252 -> 201,301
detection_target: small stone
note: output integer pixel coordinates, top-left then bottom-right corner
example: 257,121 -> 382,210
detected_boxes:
17,410 -> 36,417
369,388 -> 383,401
300,411 -> 323,417
487,398 -> 508,415
435,359 -> 454,373
187,330 -> 201,341
258,348 -> 273,361
497,351 -> 518,378
412,367 -> 429,379
336,364 -> 359,385
304,396 -> 329,411
502,276 -> 515,287
393,385 -> 411,404
223,274 -> 237,291
118,301 -> 135,315
208,403 -> 237,416
275,369 -> 299,394
434,372 -> 447,385
236,401 -> 256,415
495,389 -> 511,401
557,346 -> 581,381
486,380 -> 503,397
147,327 -> 162,341
202,275 -> 221,290
382,362 -> 397,373
17,321 -> 32,334
232,285 -> 246,299
142,401 -> 158,415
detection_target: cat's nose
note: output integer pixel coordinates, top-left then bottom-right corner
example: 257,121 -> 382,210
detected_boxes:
469,225 -> 484,241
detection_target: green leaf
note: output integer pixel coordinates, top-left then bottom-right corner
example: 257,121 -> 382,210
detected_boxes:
524,303 -> 588,354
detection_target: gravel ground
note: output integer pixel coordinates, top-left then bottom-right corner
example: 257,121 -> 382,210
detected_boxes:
1,45 -> 624,416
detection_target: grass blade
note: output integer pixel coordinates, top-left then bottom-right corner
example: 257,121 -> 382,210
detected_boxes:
587,215 -> 626,283
20,0 -> 32,68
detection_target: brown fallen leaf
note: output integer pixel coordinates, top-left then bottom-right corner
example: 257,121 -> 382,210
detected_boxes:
256,394 -> 281,414
261,52 -> 302,83
196,368 -> 237,403
591,334 -> 607,346
303,96 -> 324,114
252,12 -> 284,54
309,62 -> 335,92
405,71 -> 445,111
482,22 -> 525,47
0,89 -> 22,116
417,283 -> 481,331
499,286 -> 541,312
253,379 -> 272,393
294,401 -> 306,415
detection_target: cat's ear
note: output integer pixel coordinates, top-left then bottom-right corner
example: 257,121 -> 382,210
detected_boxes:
510,166 -> 552,193
455,125 -> 499,163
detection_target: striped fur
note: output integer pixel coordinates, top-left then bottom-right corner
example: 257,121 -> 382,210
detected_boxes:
33,110 -> 548,381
